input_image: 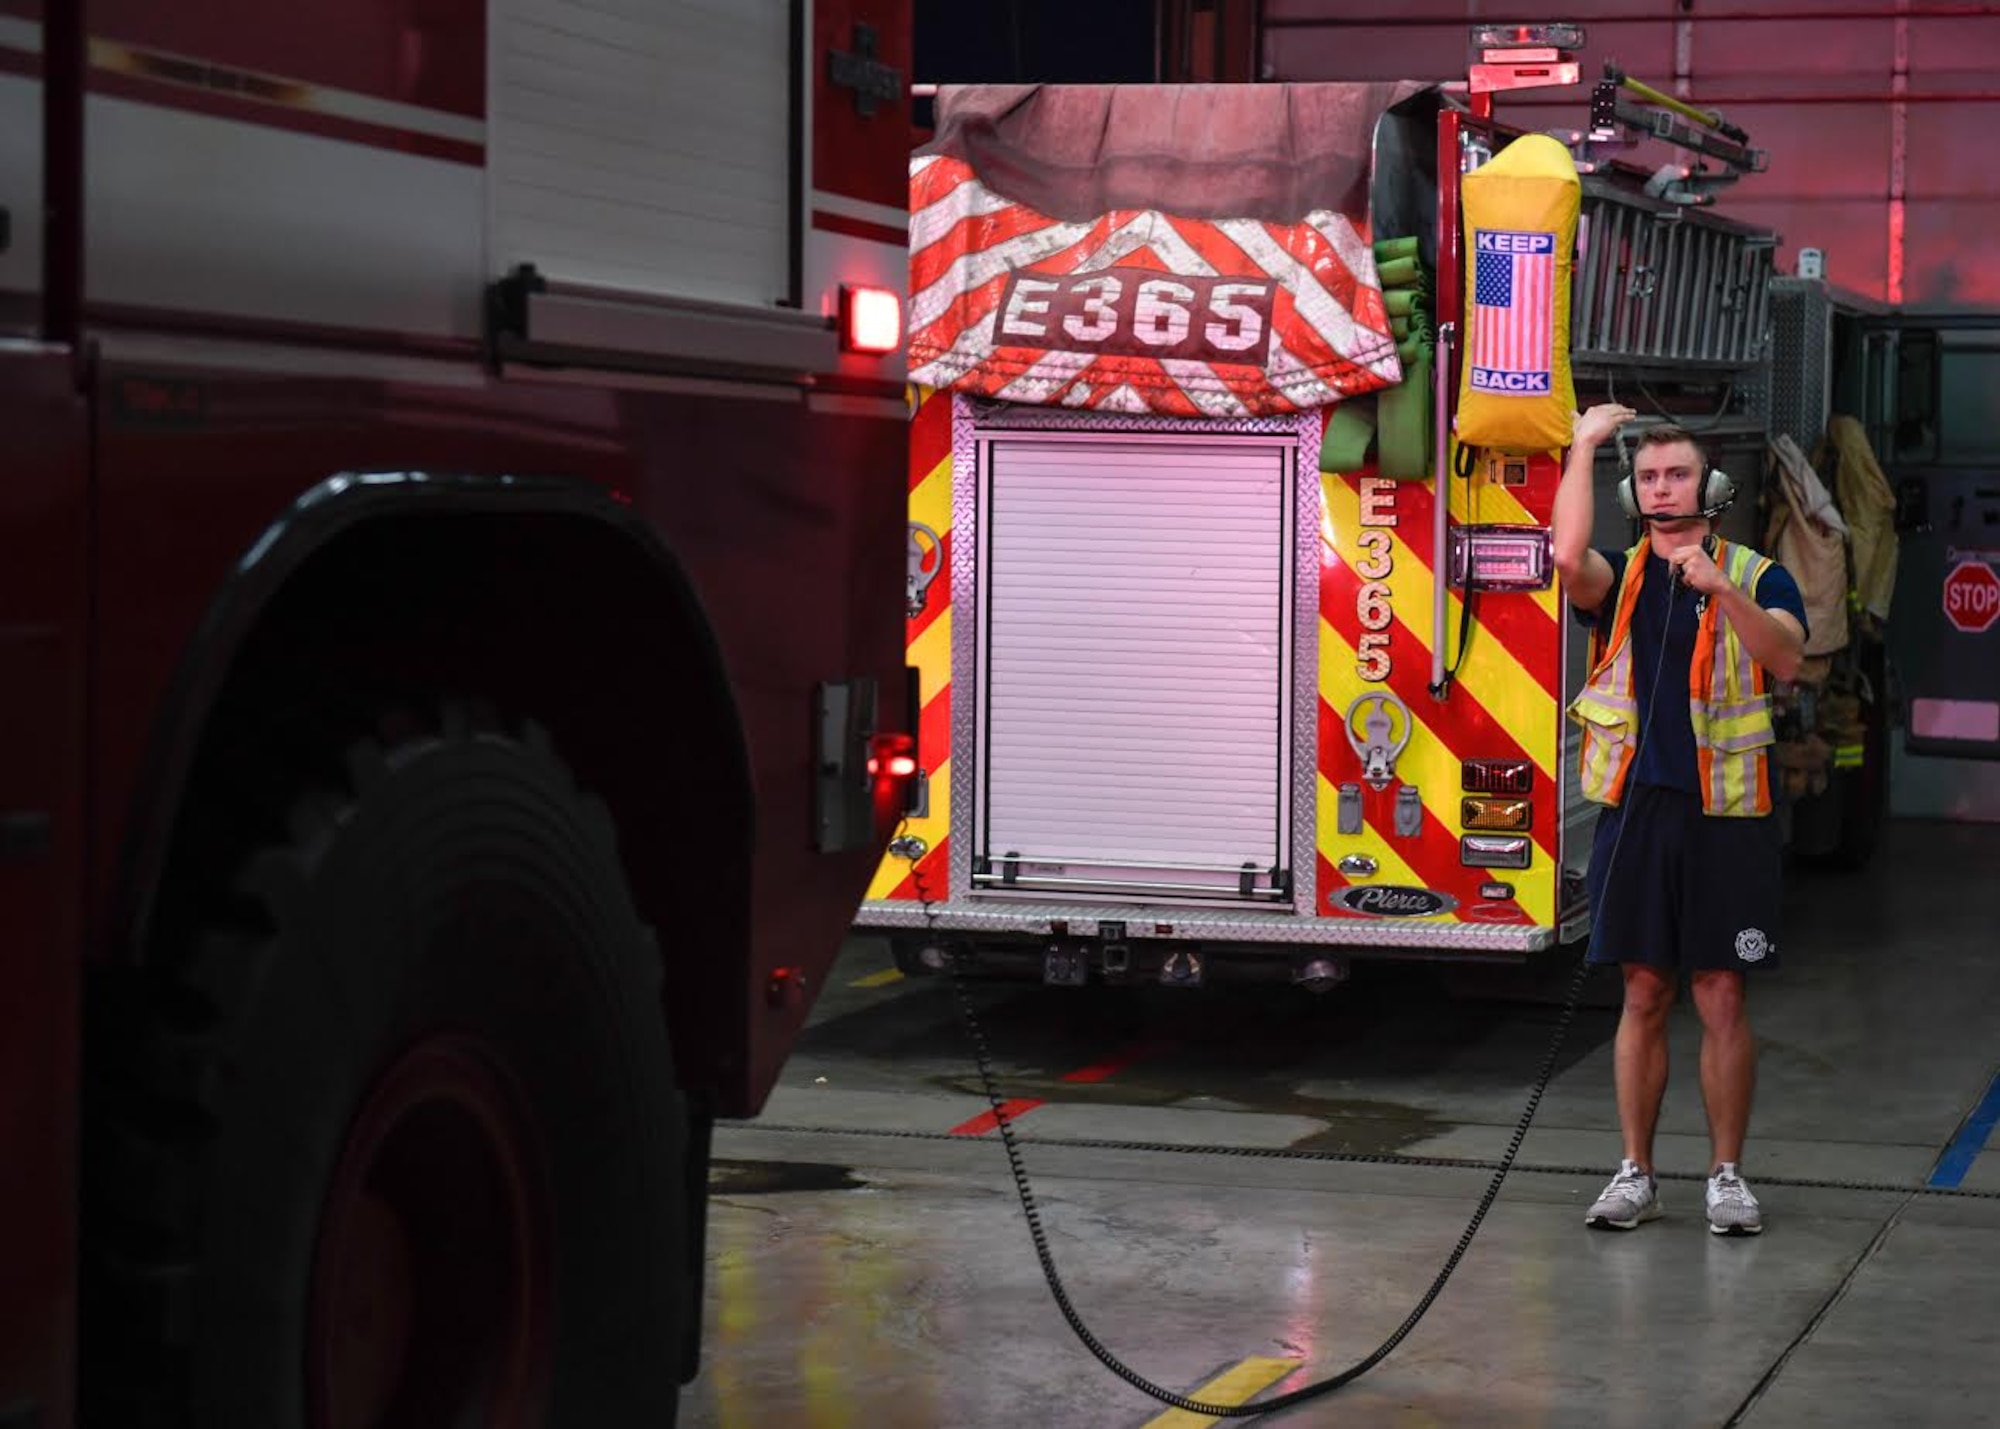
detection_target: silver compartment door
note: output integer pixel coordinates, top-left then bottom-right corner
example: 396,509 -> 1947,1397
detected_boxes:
974,432 -> 1295,902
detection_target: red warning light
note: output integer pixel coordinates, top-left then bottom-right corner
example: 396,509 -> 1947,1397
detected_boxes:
841,284 -> 903,355
867,734 -> 919,780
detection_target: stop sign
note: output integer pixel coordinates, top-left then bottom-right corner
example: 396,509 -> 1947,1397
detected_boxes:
1944,559 -> 2000,634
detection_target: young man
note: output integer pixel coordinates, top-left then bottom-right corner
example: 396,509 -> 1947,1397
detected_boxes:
1553,406 -> 1809,1236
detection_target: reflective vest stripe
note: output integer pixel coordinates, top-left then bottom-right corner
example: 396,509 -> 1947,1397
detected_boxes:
1574,546 -> 1652,805
1696,545 -> 1773,816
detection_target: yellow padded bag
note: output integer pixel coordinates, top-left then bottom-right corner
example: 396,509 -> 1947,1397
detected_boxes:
1455,133 -> 1580,454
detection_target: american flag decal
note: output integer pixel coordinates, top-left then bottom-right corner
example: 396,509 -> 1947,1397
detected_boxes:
1470,228 -> 1556,395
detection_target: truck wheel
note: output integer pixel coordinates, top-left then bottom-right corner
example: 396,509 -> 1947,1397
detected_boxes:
84,704 -> 689,1428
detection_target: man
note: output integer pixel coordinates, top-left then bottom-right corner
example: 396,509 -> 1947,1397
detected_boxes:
1553,406 -> 1809,1236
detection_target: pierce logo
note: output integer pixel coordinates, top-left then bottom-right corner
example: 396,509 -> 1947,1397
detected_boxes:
1332,886 -> 1457,918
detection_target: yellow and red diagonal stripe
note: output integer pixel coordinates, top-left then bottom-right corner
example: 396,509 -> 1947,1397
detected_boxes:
868,387 -> 955,901
1315,456 -> 1565,929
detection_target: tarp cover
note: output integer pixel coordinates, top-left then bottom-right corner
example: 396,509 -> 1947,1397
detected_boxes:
909,83 -> 1425,417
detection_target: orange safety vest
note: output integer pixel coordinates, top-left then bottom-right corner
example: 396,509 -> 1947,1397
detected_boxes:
1568,537 -> 1778,817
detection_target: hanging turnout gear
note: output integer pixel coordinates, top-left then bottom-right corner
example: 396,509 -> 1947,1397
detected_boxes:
1570,537 -> 1779,817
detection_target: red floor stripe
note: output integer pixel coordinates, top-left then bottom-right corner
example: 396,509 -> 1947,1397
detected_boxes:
949,1098 -> 1045,1136
1062,1039 -> 1174,1085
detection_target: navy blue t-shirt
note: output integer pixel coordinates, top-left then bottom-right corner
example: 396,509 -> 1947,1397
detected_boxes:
1570,547 -> 1809,795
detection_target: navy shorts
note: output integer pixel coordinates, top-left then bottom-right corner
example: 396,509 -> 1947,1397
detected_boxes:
1585,783 -> 1784,973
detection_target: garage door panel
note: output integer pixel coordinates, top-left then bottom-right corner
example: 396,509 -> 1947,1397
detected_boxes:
974,433 -> 1295,900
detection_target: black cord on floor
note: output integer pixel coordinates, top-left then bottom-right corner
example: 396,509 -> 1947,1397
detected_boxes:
898,571 -> 1687,1416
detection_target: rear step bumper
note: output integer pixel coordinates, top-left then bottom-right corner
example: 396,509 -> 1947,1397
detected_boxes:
856,897 -> 1558,957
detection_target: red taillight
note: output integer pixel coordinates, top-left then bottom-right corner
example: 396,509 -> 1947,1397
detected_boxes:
867,734 -> 917,780
1463,758 -> 1534,795
841,284 -> 902,355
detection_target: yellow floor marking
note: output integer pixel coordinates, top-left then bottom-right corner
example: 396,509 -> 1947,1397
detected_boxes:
1140,1356 -> 1302,1427
849,968 -> 905,989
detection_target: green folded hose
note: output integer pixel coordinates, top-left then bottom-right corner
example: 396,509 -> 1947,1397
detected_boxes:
1320,398 -> 1377,474
1376,255 -> 1424,289
1318,235 -> 1433,480
1376,340 -> 1433,481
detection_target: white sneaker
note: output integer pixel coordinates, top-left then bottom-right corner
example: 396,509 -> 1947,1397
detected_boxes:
1586,1159 -> 1662,1230
1706,1163 -> 1764,1236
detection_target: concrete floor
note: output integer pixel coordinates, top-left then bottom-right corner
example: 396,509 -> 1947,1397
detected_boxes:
687,819 -> 2000,1427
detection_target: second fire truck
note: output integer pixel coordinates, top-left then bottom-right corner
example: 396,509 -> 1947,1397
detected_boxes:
859,25 -> 1890,988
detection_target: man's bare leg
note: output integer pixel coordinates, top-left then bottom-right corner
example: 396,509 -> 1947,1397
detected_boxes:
1615,963 -> 1677,1170
1691,969 -> 1755,1167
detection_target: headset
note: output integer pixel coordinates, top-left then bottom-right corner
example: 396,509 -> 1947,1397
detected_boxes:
1616,464 -> 1737,522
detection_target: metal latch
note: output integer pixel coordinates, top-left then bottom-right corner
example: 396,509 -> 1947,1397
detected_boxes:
1337,782 -> 1363,835
1344,692 -> 1412,790
907,521 -> 942,618
1395,786 -> 1424,838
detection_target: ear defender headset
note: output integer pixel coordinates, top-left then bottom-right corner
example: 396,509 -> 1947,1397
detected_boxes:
1616,465 -> 1737,521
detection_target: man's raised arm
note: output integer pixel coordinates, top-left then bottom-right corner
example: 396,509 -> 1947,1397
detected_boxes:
1553,403 -> 1635,616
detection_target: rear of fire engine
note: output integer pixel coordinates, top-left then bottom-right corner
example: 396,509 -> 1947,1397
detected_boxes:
0,2 -> 912,1425
859,26 -> 1883,989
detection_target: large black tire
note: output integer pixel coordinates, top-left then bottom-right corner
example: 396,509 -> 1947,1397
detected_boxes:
84,704 -> 689,1428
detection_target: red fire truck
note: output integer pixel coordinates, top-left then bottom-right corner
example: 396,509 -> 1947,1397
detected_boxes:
863,27 -> 1889,987
1,2 -> 913,1423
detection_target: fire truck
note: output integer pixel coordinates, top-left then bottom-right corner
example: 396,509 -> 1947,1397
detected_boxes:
859,26 -> 1890,988
1,1 -> 912,1424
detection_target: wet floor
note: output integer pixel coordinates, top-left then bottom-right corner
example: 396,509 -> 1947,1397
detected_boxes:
686,819 -> 2000,1426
